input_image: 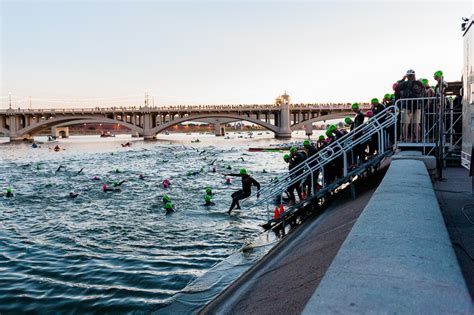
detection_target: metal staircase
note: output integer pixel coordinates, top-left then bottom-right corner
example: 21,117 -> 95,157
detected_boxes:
241,105 -> 398,229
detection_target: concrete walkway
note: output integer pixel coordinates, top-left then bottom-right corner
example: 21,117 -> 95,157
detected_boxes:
435,167 -> 474,298
303,160 -> 473,314
200,169 -> 385,314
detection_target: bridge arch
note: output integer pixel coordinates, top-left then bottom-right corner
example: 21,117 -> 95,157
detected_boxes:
149,113 -> 280,135
16,116 -> 144,137
0,127 -> 9,136
290,112 -> 349,130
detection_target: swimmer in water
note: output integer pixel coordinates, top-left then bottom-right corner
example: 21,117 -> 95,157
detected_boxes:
113,180 -> 127,187
54,145 -> 60,152
164,201 -> 175,213
162,194 -> 171,204
77,168 -> 84,175
92,176 -> 100,180
6,186 -> 13,198
69,192 -> 79,199
115,168 -> 121,173
205,187 -> 213,196
102,184 -> 120,192
212,165 -> 217,173
139,174 -> 145,180
225,177 -> 232,185
203,194 -> 215,206
163,179 -> 170,189
56,165 -> 63,172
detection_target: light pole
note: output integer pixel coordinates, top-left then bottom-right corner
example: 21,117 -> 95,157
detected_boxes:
8,92 -> 11,109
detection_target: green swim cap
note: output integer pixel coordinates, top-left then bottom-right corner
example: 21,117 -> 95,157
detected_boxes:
329,124 -> 337,132
344,116 -> 352,124
351,103 -> 359,110
391,94 -> 395,99
164,202 -> 173,209
112,180 -> 118,186
420,78 -> 428,85
205,187 -> 212,195
434,70 -> 443,78
290,147 -> 297,153
326,130 -> 333,137
6,186 -> 12,193
303,139 -> 310,146
35,164 -> 40,170
384,93 -> 391,99
371,98 -> 379,104
318,135 -> 325,141
240,168 -> 247,175
283,154 -> 290,160
204,194 -> 212,202
163,195 -> 170,202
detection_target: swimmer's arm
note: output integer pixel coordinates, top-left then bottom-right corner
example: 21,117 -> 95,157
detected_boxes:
224,173 -> 242,177
77,168 -> 84,174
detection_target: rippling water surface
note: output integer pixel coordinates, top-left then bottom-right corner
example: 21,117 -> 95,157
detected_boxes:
0,133 -> 294,313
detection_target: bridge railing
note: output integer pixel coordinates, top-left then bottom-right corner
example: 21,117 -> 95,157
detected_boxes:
241,105 -> 398,212
0,103 -> 371,114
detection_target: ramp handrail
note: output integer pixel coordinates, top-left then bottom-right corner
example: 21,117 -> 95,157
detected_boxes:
242,105 -> 398,210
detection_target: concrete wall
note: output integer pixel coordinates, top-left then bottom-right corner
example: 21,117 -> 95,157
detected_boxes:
303,159 -> 473,314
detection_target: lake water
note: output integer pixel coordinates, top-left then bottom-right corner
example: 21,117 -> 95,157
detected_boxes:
0,131 -> 319,313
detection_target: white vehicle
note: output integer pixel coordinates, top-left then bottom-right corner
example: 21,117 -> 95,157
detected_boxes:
462,14 -> 474,169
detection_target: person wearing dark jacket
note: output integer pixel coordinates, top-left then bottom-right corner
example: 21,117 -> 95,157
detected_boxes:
369,98 -> 386,155
225,168 -> 260,214
352,103 -> 366,165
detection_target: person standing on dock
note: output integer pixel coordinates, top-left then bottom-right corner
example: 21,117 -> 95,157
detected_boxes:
224,168 -> 260,214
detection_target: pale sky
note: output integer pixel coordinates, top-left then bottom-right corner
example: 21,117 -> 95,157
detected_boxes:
1,1 -> 473,108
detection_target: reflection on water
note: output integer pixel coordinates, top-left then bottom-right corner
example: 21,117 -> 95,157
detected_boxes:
0,132 -> 302,313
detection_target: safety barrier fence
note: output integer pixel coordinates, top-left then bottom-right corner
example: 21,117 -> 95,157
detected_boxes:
241,105 -> 398,216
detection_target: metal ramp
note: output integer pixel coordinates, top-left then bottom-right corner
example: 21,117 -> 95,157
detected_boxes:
240,105 -> 399,230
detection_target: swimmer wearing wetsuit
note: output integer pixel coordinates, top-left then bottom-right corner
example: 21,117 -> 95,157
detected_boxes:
102,184 -> 120,192
225,168 -> 260,214
69,192 -> 79,198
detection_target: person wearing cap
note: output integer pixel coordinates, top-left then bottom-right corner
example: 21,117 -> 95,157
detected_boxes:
203,194 -> 215,206
317,134 -> 326,149
164,201 -> 175,214
351,103 -> 366,165
382,93 -> 393,107
395,69 -> 424,142
287,147 -> 306,204
224,168 -> 261,214
303,140 -> 320,195
433,70 -> 448,96
420,78 -> 436,141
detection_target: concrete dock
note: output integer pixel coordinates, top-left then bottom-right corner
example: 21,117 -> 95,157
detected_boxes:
202,159 -> 474,314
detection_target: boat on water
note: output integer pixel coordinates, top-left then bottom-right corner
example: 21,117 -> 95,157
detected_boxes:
100,131 -> 115,138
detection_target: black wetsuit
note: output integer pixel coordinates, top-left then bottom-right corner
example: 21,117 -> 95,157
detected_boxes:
287,152 -> 306,203
228,174 -> 261,212
370,103 -> 386,155
353,111 -> 366,164
304,144 -> 320,194
6,192 -> 13,198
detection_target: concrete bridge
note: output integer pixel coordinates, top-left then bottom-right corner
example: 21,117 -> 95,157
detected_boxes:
0,102 -> 365,141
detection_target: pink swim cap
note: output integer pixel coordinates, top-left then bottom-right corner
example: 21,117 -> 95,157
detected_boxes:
392,82 -> 398,91
102,184 -> 107,190
366,111 -> 374,117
